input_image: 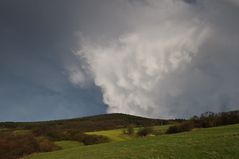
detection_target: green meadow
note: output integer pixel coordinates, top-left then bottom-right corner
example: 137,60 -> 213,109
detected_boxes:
26,124 -> 239,159
86,125 -> 170,142
55,141 -> 83,149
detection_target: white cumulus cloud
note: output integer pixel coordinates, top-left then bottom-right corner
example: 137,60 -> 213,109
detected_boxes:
68,0 -> 239,118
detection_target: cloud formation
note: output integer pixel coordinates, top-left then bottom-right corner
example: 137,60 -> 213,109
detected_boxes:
70,0 -> 239,118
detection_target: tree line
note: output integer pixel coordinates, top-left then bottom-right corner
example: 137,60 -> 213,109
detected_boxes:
166,110 -> 239,134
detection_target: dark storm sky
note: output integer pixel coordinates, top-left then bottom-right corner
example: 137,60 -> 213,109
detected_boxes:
0,0 -> 107,121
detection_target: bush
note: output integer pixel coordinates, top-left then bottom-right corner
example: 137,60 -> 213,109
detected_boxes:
166,125 -> 179,134
80,134 -> 110,145
0,133 -> 58,159
0,134 -> 40,159
152,130 -> 164,136
37,137 -> 59,152
166,121 -> 194,134
137,127 -> 154,137
123,125 -> 135,136
32,127 -> 68,141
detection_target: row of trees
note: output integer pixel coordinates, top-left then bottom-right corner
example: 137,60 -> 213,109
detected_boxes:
167,110 -> 239,134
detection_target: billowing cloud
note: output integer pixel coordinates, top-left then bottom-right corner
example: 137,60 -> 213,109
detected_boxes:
69,0 -> 239,118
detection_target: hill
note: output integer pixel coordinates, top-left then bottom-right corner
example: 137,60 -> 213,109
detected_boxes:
0,113 -> 167,132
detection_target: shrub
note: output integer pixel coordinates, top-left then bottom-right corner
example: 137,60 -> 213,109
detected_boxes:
37,137 -> 59,152
152,130 -> 164,136
137,127 -> 154,137
166,121 -> 194,134
0,134 -> 39,159
0,133 -> 58,159
80,134 -> 110,145
123,125 -> 135,136
166,125 -> 179,134
32,126 -> 68,141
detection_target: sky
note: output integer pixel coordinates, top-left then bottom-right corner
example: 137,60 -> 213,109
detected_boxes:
0,0 -> 239,121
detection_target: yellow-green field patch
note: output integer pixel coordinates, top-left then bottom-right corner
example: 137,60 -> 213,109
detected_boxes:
86,125 -> 170,142
86,128 -> 131,142
55,140 -> 83,149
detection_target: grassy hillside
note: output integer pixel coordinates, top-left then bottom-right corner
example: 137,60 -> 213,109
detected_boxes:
26,124 -> 239,159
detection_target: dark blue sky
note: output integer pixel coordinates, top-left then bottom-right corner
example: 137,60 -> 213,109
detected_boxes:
0,0 -> 107,121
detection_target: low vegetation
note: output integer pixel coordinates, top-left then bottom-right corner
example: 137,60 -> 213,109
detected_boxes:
0,133 -> 59,159
136,127 -> 154,137
80,134 -> 110,145
122,124 -> 135,136
166,121 -> 194,134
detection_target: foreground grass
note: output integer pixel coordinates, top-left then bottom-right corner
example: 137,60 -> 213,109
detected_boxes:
27,124 -> 239,159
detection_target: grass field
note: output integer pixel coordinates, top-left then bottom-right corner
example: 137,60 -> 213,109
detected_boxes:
86,125 -> 170,142
86,128 -> 132,142
55,141 -> 83,149
26,124 -> 239,159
